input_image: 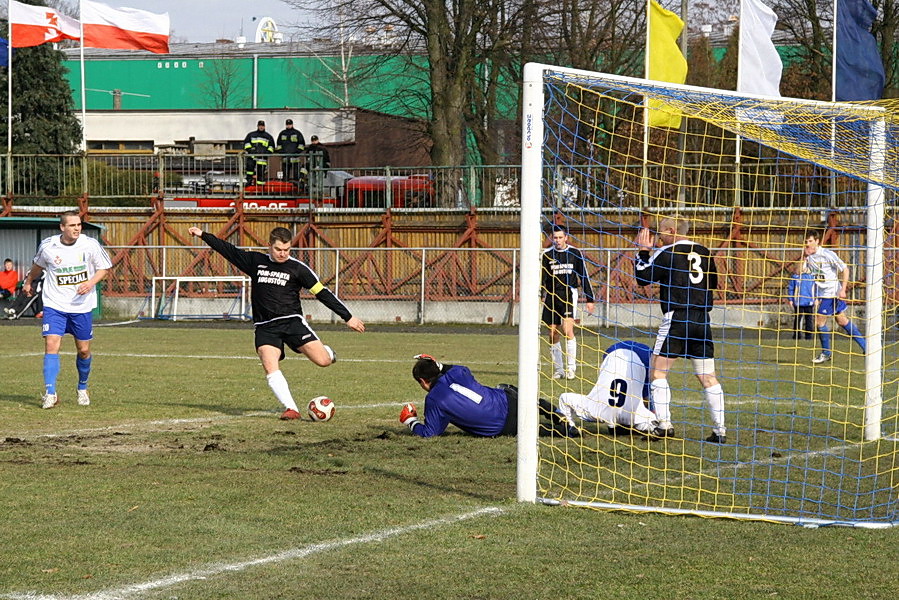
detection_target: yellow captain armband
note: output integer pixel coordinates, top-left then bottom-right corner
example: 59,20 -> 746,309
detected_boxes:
309,281 -> 325,295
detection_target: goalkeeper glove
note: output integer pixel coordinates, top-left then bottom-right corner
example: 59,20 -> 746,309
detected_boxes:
399,403 -> 420,430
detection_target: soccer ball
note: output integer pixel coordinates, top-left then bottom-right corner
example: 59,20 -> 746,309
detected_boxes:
307,396 -> 335,422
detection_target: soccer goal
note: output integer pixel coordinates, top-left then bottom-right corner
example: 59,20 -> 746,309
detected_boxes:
150,276 -> 251,321
518,63 -> 898,527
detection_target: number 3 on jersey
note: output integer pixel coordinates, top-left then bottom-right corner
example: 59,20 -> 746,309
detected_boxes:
687,251 -> 704,284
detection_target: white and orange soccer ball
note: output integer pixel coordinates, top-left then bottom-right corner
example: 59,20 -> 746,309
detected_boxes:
307,396 -> 335,422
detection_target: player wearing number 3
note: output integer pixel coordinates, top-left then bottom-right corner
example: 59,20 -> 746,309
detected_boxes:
399,354 -> 518,437
634,218 -> 726,443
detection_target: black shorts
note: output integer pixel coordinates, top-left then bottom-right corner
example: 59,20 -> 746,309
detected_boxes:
541,287 -> 576,326
654,309 -> 714,359
498,384 -> 519,436
254,317 -> 320,361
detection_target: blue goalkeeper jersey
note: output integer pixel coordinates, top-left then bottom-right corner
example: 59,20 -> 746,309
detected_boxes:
412,365 -> 510,438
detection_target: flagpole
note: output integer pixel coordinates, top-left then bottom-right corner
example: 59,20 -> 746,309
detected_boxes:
7,19 -> 13,199
80,0 -> 87,152
832,0 -> 838,103
79,0 -> 89,204
642,0 -> 650,210
830,0 -> 838,206
735,1 -> 744,210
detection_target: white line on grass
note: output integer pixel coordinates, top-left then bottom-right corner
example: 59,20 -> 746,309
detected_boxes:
1,506 -> 507,600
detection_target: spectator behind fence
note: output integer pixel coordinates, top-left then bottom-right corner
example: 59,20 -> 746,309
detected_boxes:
243,120 -> 276,186
306,135 -> 330,169
276,118 -> 306,186
1,258 -> 19,299
787,265 -> 815,341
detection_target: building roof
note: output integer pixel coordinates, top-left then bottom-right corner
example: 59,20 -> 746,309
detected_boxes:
61,38 -> 416,60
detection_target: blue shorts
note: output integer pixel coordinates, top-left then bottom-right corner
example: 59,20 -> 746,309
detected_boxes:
42,306 -> 94,341
817,298 -> 847,316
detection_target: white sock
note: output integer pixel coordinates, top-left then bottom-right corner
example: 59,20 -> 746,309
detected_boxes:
266,370 -> 298,411
550,342 -> 563,373
565,338 -> 577,372
705,384 -> 726,435
651,379 -> 672,426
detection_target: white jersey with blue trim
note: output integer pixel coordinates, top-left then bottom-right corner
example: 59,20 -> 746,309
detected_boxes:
804,247 -> 846,299
558,342 -> 656,428
33,234 -> 112,314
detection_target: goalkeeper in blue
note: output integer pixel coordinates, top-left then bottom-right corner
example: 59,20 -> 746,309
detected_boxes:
539,341 -> 664,438
803,231 -> 866,364
399,354 -> 518,437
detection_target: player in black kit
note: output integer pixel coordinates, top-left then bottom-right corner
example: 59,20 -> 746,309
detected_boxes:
188,226 -> 365,420
634,218 -> 726,443
542,225 -> 595,380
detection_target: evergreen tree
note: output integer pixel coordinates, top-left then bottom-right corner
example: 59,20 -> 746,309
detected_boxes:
1,7 -> 82,198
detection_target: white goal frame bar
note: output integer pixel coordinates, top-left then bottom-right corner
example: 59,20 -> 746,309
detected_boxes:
516,63 -> 887,515
150,276 -> 251,321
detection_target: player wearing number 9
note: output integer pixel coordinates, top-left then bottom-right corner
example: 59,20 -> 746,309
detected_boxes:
543,341 -> 662,437
400,354 -> 518,437
634,217 -> 727,444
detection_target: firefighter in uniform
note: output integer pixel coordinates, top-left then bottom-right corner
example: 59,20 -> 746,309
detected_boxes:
243,120 -> 276,186
276,119 -> 306,188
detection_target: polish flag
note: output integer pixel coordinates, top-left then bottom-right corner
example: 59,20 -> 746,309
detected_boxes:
81,0 -> 170,54
9,0 -> 81,48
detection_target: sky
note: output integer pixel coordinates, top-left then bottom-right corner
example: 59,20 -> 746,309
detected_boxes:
107,0 -> 311,44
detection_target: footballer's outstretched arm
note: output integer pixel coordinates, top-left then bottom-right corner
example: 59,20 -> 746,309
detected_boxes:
308,279 -> 365,332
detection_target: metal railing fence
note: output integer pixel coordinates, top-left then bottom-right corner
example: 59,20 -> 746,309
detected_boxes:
100,244 -> 892,323
2,154 -> 889,210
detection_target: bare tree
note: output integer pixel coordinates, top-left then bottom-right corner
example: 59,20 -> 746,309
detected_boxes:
872,0 -> 899,98
196,55 -> 250,109
286,0 -> 507,168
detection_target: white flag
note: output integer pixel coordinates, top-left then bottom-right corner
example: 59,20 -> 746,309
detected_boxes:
738,0 -> 782,97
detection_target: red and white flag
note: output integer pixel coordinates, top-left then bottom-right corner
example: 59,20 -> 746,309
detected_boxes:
9,0 -> 81,48
81,0 -> 170,54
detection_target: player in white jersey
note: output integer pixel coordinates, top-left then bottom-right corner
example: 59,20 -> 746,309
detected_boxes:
540,341 -> 663,438
803,231 -> 866,364
22,211 -> 112,409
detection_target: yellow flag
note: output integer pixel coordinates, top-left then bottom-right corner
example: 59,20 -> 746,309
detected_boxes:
647,0 -> 688,128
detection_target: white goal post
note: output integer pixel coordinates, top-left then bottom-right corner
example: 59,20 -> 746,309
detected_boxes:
150,276 -> 251,321
517,62 -> 896,527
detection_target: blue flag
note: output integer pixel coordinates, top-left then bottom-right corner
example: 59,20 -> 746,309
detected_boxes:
835,0 -> 885,101
0,38 -> 8,68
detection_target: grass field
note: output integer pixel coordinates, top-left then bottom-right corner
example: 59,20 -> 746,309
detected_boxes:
1,321 -> 898,600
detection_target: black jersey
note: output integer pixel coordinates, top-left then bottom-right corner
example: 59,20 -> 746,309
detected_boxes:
635,239 -> 718,313
541,245 -> 595,302
200,232 -> 352,325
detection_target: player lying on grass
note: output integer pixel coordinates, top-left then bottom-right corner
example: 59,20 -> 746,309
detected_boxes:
540,341 -> 666,438
399,354 -> 520,437
189,226 -> 365,420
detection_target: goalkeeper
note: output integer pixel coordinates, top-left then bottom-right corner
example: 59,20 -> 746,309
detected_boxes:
539,341 -> 663,438
188,226 -> 365,420
399,354 -> 518,437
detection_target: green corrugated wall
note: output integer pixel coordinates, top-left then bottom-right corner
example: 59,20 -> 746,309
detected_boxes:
62,55 -> 427,115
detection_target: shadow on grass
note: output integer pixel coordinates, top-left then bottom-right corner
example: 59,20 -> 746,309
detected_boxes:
0,393 -> 40,406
